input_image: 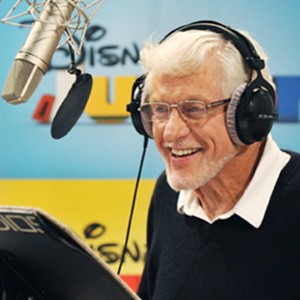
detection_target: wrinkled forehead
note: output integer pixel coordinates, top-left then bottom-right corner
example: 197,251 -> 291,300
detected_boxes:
141,65 -> 226,106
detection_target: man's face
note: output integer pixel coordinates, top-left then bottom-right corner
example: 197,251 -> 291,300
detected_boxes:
149,65 -> 240,191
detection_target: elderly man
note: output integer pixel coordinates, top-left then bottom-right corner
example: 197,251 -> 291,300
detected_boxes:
127,20 -> 300,299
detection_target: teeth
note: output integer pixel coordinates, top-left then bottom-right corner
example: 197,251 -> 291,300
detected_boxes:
171,148 -> 200,156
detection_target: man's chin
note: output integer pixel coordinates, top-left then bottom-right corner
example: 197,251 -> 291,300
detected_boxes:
165,170 -> 205,192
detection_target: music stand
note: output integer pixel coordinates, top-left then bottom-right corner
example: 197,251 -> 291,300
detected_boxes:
0,206 -> 140,300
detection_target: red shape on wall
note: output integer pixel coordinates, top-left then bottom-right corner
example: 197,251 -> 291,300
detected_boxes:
32,94 -> 55,123
120,275 -> 141,293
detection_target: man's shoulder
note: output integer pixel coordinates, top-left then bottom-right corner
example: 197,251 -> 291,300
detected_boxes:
276,150 -> 300,192
282,150 -> 300,173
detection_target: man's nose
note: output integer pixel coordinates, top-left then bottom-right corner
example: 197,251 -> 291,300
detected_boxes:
163,108 -> 190,142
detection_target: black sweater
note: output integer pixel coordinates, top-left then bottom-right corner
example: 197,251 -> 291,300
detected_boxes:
138,152 -> 300,300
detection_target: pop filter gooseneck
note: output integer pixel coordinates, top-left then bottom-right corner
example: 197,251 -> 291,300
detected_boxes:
51,44 -> 93,139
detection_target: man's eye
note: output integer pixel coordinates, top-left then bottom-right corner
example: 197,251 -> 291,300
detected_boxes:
184,104 -> 203,113
154,105 -> 168,113
188,106 -> 201,112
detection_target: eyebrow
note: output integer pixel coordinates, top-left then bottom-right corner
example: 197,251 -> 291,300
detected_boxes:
145,98 -> 230,105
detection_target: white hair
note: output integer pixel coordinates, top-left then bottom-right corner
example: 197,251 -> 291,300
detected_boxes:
139,28 -> 275,98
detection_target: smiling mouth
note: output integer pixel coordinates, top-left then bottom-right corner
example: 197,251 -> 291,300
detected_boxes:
171,147 -> 202,157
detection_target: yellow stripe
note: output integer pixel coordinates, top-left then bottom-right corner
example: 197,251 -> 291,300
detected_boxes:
0,179 -> 155,274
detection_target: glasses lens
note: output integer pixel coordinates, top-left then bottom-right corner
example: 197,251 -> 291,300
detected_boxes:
140,103 -> 169,122
179,101 -> 206,120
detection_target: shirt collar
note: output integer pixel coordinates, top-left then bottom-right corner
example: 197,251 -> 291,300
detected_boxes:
177,135 -> 291,228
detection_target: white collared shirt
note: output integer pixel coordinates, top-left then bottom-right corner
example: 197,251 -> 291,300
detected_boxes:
177,135 -> 291,228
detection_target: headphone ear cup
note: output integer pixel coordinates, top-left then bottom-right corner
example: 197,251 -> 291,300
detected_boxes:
226,83 -> 247,145
236,87 -> 276,145
127,75 -> 153,138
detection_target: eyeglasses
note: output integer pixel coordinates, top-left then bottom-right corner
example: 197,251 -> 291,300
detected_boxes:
139,98 -> 231,123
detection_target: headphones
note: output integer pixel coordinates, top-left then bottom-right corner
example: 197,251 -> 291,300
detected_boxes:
127,20 -> 278,145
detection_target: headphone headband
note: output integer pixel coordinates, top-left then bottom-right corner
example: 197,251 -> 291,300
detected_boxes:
162,20 -> 265,70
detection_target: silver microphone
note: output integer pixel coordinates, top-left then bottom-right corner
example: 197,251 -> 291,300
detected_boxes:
1,0 -> 75,104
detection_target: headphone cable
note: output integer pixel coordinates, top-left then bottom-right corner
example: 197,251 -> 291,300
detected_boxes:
117,136 -> 149,275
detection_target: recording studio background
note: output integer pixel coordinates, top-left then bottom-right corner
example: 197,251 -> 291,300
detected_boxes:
0,0 -> 299,291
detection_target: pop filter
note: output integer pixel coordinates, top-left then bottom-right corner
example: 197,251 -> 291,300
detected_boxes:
51,72 -> 93,139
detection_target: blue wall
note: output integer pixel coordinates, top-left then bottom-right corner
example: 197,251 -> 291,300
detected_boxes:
0,0 -> 299,179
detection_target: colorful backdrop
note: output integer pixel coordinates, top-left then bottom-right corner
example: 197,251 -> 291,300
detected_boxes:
0,0 -> 300,292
